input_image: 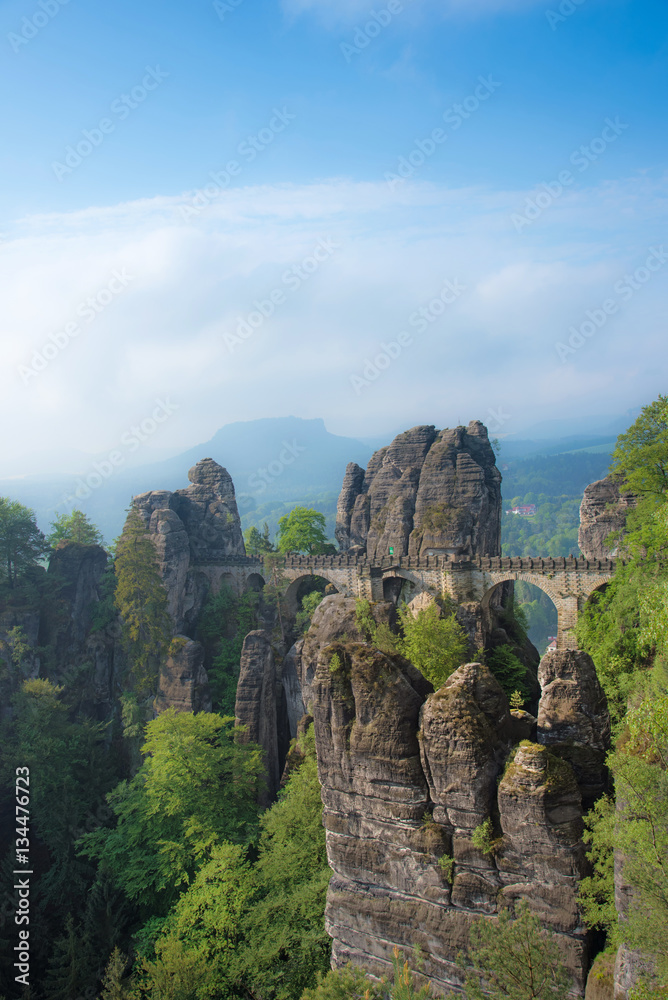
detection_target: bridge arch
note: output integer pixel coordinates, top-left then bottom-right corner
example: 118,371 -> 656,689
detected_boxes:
283,573 -> 340,617
480,573 -> 563,613
380,567 -> 439,606
244,572 -> 265,593
480,576 -> 561,655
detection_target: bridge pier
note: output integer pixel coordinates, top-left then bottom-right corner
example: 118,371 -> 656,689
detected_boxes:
556,596 -> 580,651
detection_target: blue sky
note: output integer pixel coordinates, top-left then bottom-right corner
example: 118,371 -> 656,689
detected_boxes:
1,0 -> 667,475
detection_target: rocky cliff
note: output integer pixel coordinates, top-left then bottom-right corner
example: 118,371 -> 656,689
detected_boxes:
578,477 -> 637,561
38,542 -> 121,718
235,630 -> 290,807
537,649 -> 610,807
305,596 -> 609,995
131,457 -> 246,635
336,422 -> 501,559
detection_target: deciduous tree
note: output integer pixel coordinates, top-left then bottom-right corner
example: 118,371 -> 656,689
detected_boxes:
78,709 -> 263,916
276,507 -> 333,555
47,509 -> 104,548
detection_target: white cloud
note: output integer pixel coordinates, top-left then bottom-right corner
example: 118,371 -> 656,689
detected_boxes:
1,173 -> 667,476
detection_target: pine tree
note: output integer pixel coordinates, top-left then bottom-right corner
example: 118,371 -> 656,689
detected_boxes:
463,902 -> 571,1000
100,948 -> 132,1000
114,507 -> 172,697
43,914 -> 95,1000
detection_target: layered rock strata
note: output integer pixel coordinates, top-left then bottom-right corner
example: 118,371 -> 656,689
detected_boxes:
235,630 -> 290,806
38,542 -> 121,716
537,649 -> 610,806
335,423 -> 501,559
155,637 -> 210,716
578,477 -> 637,561
307,597 -> 595,994
131,458 -> 246,634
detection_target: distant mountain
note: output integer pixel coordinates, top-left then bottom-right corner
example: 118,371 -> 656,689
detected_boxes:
0,417 -> 373,544
517,407 -> 641,441
1,409 -> 640,546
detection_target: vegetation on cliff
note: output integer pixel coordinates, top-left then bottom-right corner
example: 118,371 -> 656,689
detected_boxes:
577,395 -> 668,990
114,508 -> 172,698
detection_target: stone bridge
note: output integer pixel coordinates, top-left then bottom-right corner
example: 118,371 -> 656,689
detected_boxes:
216,553 -> 615,651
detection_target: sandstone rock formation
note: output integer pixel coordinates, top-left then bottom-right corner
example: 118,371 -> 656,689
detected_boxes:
155,637 -> 211,715
579,477 -> 637,561
497,742 -> 588,983
37,542 -> 121,716
307,597 -> 590,994
132,458 -> 246,634
537,649 -> 610,805
235,630 -> 290,807
46,542 -> 110,646
335,422 -> 501,560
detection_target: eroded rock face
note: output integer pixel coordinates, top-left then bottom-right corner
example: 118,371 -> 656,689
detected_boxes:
335,422 -> 501,559
420,663 -> 511,833
308,599 -> 591,994
497,742 -> 589,986
235,630 -> 289,808
131,458 -> 246,633
579,477 -> 637,561
37,542 -> 121,717
537,649 -> 610,805
155,637 -> 210,715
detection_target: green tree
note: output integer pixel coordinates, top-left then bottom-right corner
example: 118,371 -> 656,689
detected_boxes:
301,946 -> 433,1000
135,937 -> 215,1000
486,646 -> 531,702
134,726 -> 331,1000
296,589 -> 325,633
610,693 -> 668,979
1,679 -> 116,908
0,497 -> 47,588
578,796 -> 617,940
47,509 -> 104,548
576,397 -> 668,722
114,508 -> 172,697
43,914 -> 95,1000
237,726 -> 332,1000
79,709 -> 263,916
100,948 -> 132,1000
245,522 -> 274,557
463,901 -> 571,1000
0,678 -> 119,988
276,507 -> 333,555
396,601 -> 469,689
197,585 -> 259,715
611,395 -> 668,499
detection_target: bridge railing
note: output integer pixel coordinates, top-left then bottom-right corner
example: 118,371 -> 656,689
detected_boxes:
208,552 -> 617,573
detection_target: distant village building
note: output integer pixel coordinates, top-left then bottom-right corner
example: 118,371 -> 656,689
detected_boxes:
505,504 -> 537,517
546,636 -> 558,652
